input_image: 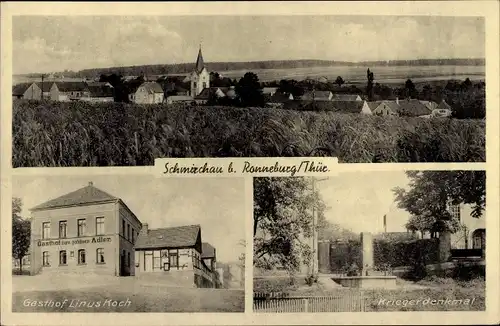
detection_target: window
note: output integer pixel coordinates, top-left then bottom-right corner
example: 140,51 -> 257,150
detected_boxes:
77,219 -> 86,237
78,249 -> 86,264
131,229 -> 135,243
95,217 -> 104,235
449,204 -> 461,222
127,252 -> 131,267
193,82 -> 197,89
127,224 -> 130,241
122,219 -> 125,237
202,82 -> 207,89
59,221 -> 67,238
153,250 -> 161,269
96,248 -> 105,264
42,252 -> 50,266
59,250 -> 67,265
169,251 -> 179,269
42,222 -> 50,239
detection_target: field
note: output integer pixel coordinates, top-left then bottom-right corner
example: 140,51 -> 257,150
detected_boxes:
205,65 -> 484,84
13,64 -> 485,85
12,100 -> 485,167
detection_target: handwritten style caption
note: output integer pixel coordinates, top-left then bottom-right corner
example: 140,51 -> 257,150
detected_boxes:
154,157 -> 338,177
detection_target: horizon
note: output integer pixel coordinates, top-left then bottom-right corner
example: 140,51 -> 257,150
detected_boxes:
14,56 -> 486,77
13,15 -> 485,75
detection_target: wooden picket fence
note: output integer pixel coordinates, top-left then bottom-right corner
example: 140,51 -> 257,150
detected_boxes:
253,292 -> 367,312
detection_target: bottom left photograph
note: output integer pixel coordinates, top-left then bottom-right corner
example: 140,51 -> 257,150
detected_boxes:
11,174 -> 246,313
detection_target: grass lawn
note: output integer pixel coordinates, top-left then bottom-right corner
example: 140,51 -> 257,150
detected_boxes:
13,284 -> 244,312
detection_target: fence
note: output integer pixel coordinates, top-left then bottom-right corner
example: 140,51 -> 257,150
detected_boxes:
253,292 -> 367,312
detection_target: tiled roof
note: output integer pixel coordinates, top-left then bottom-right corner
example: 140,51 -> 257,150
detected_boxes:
398,99 -> 432,117
262,87 -> 278,95
12,83 -> 33,96
301,91 -> 332,101
330,100 -> 366,114
34,82 -> 54,92
31,182 -> 119,211
54,81 -> 89,92
87,85 -> 114,98
202,242 -> 216,259
135,224 -> 201,250
195,87 -> 229,100
437,100 -> 452,111
367,101 -> 383,111
139,82 -> 164,94
268,92 -> 292,103
332,94 -> 362,101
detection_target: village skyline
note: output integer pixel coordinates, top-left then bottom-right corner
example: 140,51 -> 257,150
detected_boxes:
13,15 -> 485,75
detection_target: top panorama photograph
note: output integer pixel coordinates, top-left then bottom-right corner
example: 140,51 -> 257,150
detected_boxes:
12,15 -> 485,167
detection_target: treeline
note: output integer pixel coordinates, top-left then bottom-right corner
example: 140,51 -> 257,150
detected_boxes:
23,58 -> 484,79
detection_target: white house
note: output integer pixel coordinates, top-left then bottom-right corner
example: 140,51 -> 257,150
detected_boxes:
129,82 -> 164,104
449,203 -> 485,251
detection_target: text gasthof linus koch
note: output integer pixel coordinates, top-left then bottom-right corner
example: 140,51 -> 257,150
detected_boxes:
154,157 -> 339,177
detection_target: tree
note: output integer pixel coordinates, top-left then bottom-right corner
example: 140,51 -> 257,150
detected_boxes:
12,198 -> 31,274
235,72 -> 265,107
393,171 -> 485,236
253,177 -> 324,274
335,76 -> 345,87
366,69 -> 374,101
404,79 -> 417,99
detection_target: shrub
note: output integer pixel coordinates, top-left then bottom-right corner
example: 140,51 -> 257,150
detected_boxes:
12,100 -> 486,167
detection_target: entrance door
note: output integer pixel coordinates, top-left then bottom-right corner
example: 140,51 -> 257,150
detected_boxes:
120,251 -> 126,276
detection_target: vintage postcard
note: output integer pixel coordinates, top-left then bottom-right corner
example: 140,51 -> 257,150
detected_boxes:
1,1 -> 499,326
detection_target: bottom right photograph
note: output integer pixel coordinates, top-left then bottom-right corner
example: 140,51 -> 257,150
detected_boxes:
253,170 -> 486,312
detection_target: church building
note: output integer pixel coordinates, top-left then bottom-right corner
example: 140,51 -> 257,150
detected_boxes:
190,46 -> 210,97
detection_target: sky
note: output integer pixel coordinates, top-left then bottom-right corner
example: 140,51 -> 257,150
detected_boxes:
12,175 -> 246,263
12,15 -> 485,75
317,171 -> 412,234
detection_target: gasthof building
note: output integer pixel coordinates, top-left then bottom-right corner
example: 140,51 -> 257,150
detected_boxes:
29,182 -> 142,276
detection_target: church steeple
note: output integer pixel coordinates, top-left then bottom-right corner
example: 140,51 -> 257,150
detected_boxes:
195,44 -> 205,74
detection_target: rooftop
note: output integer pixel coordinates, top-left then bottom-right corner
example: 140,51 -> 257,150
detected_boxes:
135,224 -> 201,250
31,182 -> 118,211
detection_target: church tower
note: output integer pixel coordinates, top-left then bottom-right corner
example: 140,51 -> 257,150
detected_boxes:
190,45 -> 210,97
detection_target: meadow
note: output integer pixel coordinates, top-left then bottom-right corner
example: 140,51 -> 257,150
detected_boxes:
12,100 -> 485,167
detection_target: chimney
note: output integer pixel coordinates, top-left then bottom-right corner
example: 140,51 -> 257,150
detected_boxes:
396,97 -> 399,105
141,223 -> 149,235
88,181 -> 93,187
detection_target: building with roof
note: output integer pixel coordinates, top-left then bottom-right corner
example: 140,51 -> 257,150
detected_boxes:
50,82 -> 90,101
448,203 -> 485,252
301,90 -> 333,101
28,182 -> 142,277
134,224 -> 219,288
332,94 -> 362,101
128,82 -> 164,104
12,82 -> 54,100
190,46 -> 210,97
81,84 -> 115,103
397,99 -> 432,117
370,100 -> 401,116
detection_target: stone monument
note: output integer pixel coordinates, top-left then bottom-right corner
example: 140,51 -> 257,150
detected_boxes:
361,232 -> 374,276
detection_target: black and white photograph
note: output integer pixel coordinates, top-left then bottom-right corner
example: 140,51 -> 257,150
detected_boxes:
11,175 -> 245,312
11,14 -> 485,166
253,171 -> 486,312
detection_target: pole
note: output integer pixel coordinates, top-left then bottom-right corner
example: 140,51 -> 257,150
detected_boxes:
41,74 -> 44,100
